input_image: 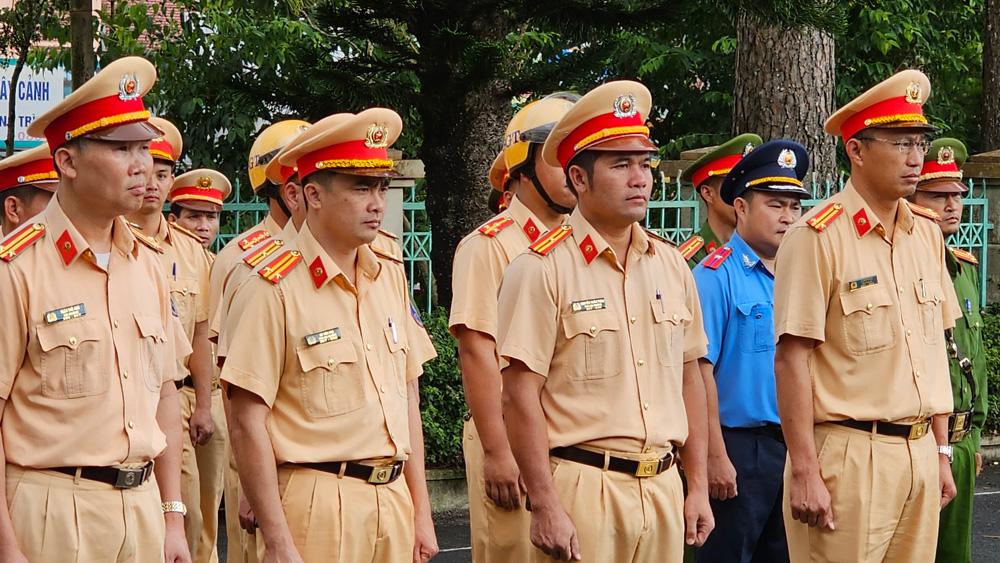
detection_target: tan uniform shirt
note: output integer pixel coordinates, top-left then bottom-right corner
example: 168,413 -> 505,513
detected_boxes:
209,213 -> 283,339
449,196 -> 553,339
152,218 -> 211,377
773,182 -> 960,422
0,197 -> 187,467
220,222 -> 437,464
497,210 -> 708,453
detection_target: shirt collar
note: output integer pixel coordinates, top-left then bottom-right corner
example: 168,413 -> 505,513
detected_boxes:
697,221 -> 721,252
568,208 -> 653,266
262,213 -> 284,237
507,195 -> 555,243
294,221 -> 381,290
841,180 -> 914,239
727,230 -> 769,276
45,195 -> 139,267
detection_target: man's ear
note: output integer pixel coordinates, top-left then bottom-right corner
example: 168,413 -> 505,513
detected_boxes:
845,138 -> 865,168
733,196 -> 749,222
302,182 -> 323,209
3,195 -> 19,226
567,165 -> 588,195
700,184 -> 716,206
167,213 -> 179,222
53,147 -> 78,180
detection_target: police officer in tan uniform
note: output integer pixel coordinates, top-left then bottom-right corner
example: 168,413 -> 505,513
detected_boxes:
0,144 -> 58,236
450,93 -> 577,563
773,69 -> 961,563
0,56 -> 192,563
223,108 -> 439,563
498,80 -> 714,562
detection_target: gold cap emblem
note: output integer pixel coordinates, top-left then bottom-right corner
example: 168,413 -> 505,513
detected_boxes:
905,81 -> 922,104
119,73 -> 140,101
937,145 -> 955,165
743,143 -> 755,156
613,94 -> 638,118
196,176 -> 213,189
365,123 -> 389,149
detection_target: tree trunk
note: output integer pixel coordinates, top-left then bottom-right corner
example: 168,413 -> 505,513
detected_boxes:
983,0 -> 1000,151
5,55 -> 25,157
733,10 -> 837,186
418,78 -> 508,311
70,0 -> 95,89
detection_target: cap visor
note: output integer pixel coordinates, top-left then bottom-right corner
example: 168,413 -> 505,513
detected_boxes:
30,180 -> 59,193
174,200 -> 222,213
916,179 -> 968,194
587,135 -> 659,153
87,121 -> 164,142
864,122 -> 940,135
331,168 -> 402,179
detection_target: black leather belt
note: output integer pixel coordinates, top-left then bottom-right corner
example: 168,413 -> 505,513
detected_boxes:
832,419 -> 931,440
293,460 -> 405,485
948,410 -> 974,444
724,424 -> 784,443
174,376 -> 194,389
550,446 -> 675,478
50,462 -> 154,489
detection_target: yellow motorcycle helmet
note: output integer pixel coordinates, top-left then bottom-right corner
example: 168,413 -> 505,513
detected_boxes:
503,92 -> 579,175
247,119 -> 311,193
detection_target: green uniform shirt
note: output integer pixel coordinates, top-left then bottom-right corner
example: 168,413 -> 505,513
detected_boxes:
946,248 -> 988,452
685,222 -> 722,269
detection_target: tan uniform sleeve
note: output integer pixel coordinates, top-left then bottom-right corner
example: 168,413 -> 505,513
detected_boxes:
208,243 -> 239,339
681,264 -> 709,363
167,314 -> 193,382
496,253 -> 558,377
448,235 -> 507,339
219,276 -> 287,407
405,302 -> 437,381
774,226 -> 833,343
0,264 -> 28,399
936,235 -> 961,331
195,247 -> 212,324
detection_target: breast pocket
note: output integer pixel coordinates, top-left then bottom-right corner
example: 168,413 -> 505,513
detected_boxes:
561,310 -> 622,381
36,319 -> 108,399
384,326 -> 410,398
736,302 -> 775,354
169,276 -> 200,330
134,314 -> 167,392
840,287 -> 896,355
295,338 -> 367,418
915,280 -> 944,345
651,299 -> 691,367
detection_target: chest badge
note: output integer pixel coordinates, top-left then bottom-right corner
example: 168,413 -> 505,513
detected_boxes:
45,303 -> 87,324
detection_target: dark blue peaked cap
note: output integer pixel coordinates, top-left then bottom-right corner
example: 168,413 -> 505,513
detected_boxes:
720,139 -> 811,205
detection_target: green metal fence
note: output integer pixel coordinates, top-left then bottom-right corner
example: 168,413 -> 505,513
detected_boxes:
212,177 -> 992,311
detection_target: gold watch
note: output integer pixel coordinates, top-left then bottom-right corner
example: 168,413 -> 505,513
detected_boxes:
161,501 -> 187,516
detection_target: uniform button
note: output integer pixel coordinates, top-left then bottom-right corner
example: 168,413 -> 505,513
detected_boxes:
327,359 -> 335,367
589,326 -> 597,335
123,370 -> 128,379
380,385 -> 387,393
975,322 -> 980,328
127,420 -> 135,429
672,314 -> 679,321
182,287 -> 189,294
906,329 -> 912,336
866,303 -> 873,310
965,387 -> 969,393
637,359 -> 645,367
630,316 -> 636,324
366,344 -> 373,351
915,371 -> 921,378
643,402 -> 650,410
113,320 -> 119,328
69,337 -> 77,346
898,286 -> 905,293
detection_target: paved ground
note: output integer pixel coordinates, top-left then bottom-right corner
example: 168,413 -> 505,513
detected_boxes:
217,462 -> 1000,562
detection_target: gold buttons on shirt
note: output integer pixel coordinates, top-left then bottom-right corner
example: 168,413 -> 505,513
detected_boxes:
906,329 -> 912,336
915,371 -> 921,378
380,386 -> 387,393
366,344 -> 373,351
898,286 -> 905,294
630,317 -> 636,324
327,359 -> 335,367
114,320 -> 119,328
637,359 -> 645,367
866,303 -> 873,311
69,337 -> 77,346
123,370 -> 128,379
643,402 -> 650,410
128,420 -> 135,428
589,326 -> 597,335
672,314 -> 679,321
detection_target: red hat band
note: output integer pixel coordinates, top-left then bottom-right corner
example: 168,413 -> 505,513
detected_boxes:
557,112 -> 648,169
0,158 -> 58,191
295,140 -> 393,180
691,154 -> 743,188
150,138 -> 177,162
45,94 -> 150,149
919,160 -> 962,182
841,96 -> 926,140
171,185 -> 224,206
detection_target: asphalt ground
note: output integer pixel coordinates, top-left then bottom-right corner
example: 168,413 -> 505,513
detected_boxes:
217,462 -> 1000,562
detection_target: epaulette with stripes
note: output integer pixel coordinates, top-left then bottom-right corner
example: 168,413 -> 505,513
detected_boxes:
703,245 -> 733,270
677,235 -> 705,261
644,229 -> 674,246
371,245 -> 403,264
378,228 -> 398,240
169,222 -> 205,244
949,247 -> 979,265
0,222 -> 45,262
243,238 -> 284,268
807,203 -> 844,232
478,217 -> 514,237
127,222 -> 164,254
258,250 -> 302,284
529,225 -> 572,255
238,229 -> 271,250
907,201 -> 941,221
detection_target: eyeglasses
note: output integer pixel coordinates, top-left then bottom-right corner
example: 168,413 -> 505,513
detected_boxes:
855,136 -> 930,155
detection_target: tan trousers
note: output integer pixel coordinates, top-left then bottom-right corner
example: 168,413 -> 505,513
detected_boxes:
274,464 -> 414,562
462,419 -> 534,563
224,449 -> 261,563
784,423 -> 941,563
180,386 -> 228,563
535,456 -> 686,563
6,463 -> 165,563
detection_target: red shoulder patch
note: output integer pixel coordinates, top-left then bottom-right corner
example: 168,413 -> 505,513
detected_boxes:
258,250 -> 302,284
678,236 -> 704,261
906,201 -> 941,221
949,247 -> 979,265
807,203 -> 844,232
703,245 -> 732,270
529,225 -> 572,256
0,222 -> 45,262
478,217 -> 514,237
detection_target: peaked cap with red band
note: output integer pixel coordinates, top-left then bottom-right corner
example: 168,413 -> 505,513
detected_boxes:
681,133 -> 762,188
824,69 -> 938,140
27,56 -> 161,151
277,108 -> 403,180
917,137 -> 968,194
541,80 -> 657,170
148,116 -> 183,163
266,118 -> 344,186
0,144 -> 58,194
169,169 -> 232,213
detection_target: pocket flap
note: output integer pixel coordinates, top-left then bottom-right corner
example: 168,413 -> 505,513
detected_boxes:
296,337 -> 358,372
133,314 -> 166,341
563,310 -> 620,339
914,280 -> 943,304
36,319 -> 101,352
651,299 -> 692,325
169,276 -> 201,295
383,326 -> 408,352
839,287 -> 892,315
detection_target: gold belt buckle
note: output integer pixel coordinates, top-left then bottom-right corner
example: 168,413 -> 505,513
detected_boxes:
635,459 -> 660,478
907,421 -> 930,440
953,412 -> 969,431
368,465 -> 394,484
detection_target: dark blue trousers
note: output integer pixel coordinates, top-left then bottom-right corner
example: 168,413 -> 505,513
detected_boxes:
695,426 -> 789,563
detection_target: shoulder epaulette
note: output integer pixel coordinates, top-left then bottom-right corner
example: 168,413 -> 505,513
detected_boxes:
378,228 -> 398,240
478,217 -> 514,237
703,245 -> 733,270
807,202 -> 844,232
238,229 -> 271,250
127,222 -> 164,254
529,225 -> 572,255
0,222 -> 45,262
258,250 -> 302,284
169,222 -> 205,244
243,238 -> 284,268
371,245 -> 403,264
677,235 -> 705,261
907,201 -> 941,221
949,247 -> 979,265
644,229 -> 674,246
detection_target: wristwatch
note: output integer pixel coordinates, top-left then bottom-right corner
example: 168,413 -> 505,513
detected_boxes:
161,501 -> 188,516
938,445 -> 954,463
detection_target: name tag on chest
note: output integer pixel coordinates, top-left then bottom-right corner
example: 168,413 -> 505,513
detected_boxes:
44,303 -> 87,324
305,327 -> 341,346
848,275 -> 878,292
571,298 -> 606,313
